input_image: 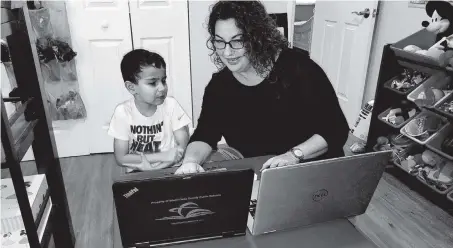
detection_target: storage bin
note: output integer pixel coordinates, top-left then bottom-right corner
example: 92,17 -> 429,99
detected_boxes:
426,124 -> 453,160
396,60 -> 443,75
384,70 -> 430,95
400,110 -> 448,145
378,106 -> 419,129
391,29 -> 446,68
416,160 -> 453,194
384,69 -> 430,95
392,143 -> 424,174
293,17 -> 313,52
407,73 -> 452,108
434,92 -> 453,119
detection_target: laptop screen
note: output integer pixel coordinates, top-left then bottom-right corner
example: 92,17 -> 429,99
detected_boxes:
113,169 -> 254,247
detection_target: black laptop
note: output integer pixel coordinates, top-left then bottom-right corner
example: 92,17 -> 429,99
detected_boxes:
112,165 -> 254,247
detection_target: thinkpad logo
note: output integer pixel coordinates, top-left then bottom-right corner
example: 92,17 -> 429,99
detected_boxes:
312,189 -> 328,202
156,202 -> 214,220
123,187 -> 138,198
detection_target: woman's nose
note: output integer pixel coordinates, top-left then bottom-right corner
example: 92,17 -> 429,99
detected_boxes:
422,21 -> 429,27
223,44 -> 233,56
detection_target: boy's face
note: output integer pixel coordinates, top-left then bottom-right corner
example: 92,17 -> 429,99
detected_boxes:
127,65 -> 168,105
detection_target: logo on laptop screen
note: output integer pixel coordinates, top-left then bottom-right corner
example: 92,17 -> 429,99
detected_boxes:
156,202 -> 215,221
312,189 -> 328,202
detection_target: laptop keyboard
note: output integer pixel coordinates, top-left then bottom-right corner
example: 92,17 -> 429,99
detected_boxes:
249,199 -> 257,217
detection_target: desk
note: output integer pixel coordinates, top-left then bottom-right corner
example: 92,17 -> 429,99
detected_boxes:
14,148 -> 452,248
112,215 -> 377,248
112,155 -> 379,248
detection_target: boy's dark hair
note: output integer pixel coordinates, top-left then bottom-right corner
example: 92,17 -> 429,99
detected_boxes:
120,49 -> 166,84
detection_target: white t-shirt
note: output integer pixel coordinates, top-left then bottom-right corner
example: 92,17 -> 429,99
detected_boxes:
107,96 -> 191,157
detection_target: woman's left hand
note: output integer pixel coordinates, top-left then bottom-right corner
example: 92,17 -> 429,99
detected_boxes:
261,152 -> 299,171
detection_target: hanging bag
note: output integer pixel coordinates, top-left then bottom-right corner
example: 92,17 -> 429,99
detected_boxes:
29,6 -> 87,121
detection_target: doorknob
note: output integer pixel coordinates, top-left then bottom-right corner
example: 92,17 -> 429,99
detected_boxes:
352,8 -> 370,18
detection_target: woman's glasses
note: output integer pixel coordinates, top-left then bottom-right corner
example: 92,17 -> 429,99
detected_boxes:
213,39 -> 244,50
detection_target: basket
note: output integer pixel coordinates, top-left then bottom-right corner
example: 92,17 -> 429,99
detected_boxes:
416,161 -> 453,195
426,124 -> 453,161
400,110 -> 448,145
383,69 -> 430,95
434,92 -> 453,119
391,29 -> 442,67
407,73 -> 452,108
378,106 -> 419,129
392,143 -> 424,174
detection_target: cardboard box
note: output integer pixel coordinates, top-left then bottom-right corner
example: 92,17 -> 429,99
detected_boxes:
1,228 -> 30,248
1,175 -> 48,234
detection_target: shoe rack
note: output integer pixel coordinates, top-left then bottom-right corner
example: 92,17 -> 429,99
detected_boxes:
366,29 -> 453,213
1,3 -> 75,248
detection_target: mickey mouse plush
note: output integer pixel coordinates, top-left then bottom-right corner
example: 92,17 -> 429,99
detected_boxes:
421,1 -> 453,67
422,0 -> 453,44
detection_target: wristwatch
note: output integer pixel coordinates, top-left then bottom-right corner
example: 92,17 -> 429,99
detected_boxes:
290,147 -> 305,162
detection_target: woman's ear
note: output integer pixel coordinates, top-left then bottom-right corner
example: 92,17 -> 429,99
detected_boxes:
125,81 -> 136,94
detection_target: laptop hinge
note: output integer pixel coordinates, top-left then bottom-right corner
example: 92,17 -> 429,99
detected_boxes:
135,242 -> 150,247
222,231 -> 236,238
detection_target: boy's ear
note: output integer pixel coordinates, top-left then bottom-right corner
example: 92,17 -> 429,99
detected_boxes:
125,81 -> 136,94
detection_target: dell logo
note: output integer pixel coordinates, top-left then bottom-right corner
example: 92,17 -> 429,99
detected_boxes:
123,187 -> 139,198
312,189 -> 328,202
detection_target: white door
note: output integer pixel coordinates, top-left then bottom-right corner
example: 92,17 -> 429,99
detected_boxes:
21,2 -> 95,161
129,0 -> 193,126
310,1 -> 378,128
65,0 -> 133,154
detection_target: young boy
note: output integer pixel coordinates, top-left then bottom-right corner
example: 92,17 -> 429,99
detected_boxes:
108,49 -> 191,173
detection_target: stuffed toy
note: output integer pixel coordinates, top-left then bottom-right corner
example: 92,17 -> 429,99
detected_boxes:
404,1 -> 453,65
438,35 -> 453,67
422,0 -> 453,67
421,0 -> 453,44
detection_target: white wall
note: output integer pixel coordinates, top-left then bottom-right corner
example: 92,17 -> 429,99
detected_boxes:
188,0 -> 293,126
265,1 -> 291,13
188,0 -> 217,127
362,1 -> 427,105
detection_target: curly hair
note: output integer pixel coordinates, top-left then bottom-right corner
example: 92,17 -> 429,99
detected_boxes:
206,1 -> 289,77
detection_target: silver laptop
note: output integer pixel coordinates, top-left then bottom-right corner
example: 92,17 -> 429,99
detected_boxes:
247,150 -> 392,235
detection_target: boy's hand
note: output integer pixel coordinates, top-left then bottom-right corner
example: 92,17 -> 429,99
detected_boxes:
162,147 -> 184,163
140,154 -> 174,170
140,153 -> 153,170
152,161 -> 175,170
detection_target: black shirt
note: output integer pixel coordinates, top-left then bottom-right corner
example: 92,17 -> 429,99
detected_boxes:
189,48 -> 349,160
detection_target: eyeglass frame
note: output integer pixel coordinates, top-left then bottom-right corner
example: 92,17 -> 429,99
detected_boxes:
212,38 -> 246,50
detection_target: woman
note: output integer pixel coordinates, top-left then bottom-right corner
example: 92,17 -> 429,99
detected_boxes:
175,0 -> 349,174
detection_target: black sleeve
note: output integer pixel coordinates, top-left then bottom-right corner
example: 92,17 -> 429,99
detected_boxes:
188,74 -> 224,150
303,60 -> 349,156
